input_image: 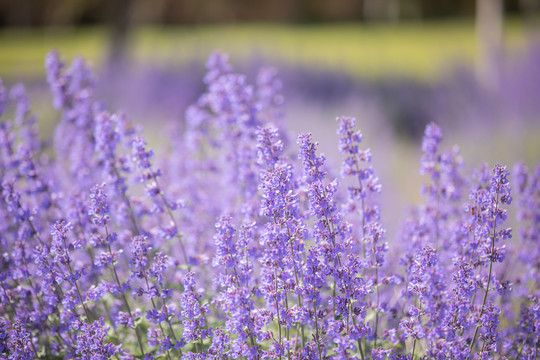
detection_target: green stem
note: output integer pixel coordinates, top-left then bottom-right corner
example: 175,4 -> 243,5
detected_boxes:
469,193 -> 499,352
350,304 -> 365,360
151,170 -> 190,270
312,300 -> 323,360
275,268 -> 283,360
285,221 -> 305,349
106,238 -> 145,357
516,333 -> 530,359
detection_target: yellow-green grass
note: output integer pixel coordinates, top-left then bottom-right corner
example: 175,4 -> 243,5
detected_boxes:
0,19 -> 533,81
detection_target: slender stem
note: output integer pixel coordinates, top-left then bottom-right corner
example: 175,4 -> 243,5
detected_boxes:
284,221 -> 305,348
353,160 -> 379,349
112,165 -> 141,235
151,170 -> 190,270
332,280 -> 337,319
102,301 -> 120,339
28,332 -> 39,358
60,231 -> 93,321
75,210 -> 96,266
516,333 -> 530,359
20,252 -> 46,310
469,193 -> 499,352
0,283 -> 17,321
274,268 -> 283,360
105,235 -> 145,357
161,296 -> 179,342
143,277 -> 173,360
112,165 -> 178,356
230,262 -> 258,357
434,176 -> 440,248
284,296 -> 291,360
73,277 -> 92,321
350,305 -> 366,360
312,300 -> 323,360
374,266 -> 380,347
23,204 -> 45,246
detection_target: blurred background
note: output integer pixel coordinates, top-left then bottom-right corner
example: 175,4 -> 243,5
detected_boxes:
1,0 -> 539,226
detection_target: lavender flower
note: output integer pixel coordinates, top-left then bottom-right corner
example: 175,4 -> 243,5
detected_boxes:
0,49 -> 537,360
0,78 -> 6,116
75,318 -> 120,360
179,272 -> 211,346
88,183 -> 110,227
6,320 -> 35,360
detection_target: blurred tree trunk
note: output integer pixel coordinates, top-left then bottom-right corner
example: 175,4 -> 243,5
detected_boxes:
107,0 -> 133,68
476,0 -> 503,90
520,0 -> 540,30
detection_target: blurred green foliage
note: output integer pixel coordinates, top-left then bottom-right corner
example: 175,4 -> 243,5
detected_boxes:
0,19 -> 531,81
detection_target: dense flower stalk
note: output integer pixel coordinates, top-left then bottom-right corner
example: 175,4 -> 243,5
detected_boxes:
337,116 -> 387,349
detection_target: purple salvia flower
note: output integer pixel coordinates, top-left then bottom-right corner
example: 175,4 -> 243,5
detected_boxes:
299,131 -> 370,357
1,48 -> 538,360
9,84 -> 30,126
515,296 -> 540,358
94,112 -> 120,164
466,164 -> 512,354
448,256 -> 477,328
45,49 -> 66,109
419,123 -> 466,252
337,116 -> 388,346
0,78 -> 6,116
2,180 -> 30,224
75,318 -> 120,360
406,246 -> 448,347
477,303 -> 501,352
337,117 -> 369,179
256,126 -> 283,168
9,85 -> 40,154
6,320 -> 35,360
203,51 -> 232,85
213,215 -> 237,269
0,121 -> 17,173
147,327 -> 172,355
46,50 -> 99,192
129,235 -> 149,279
88,184 -> 110,227
208,328 -> 229,358
132,137 -> 154,172
438,145 -> 466,202
258,125 -> 311,356
179,272 -> 211,346
45,51 -> 95,126
212,216 -> 263,359
513,163 -> 540,290
15,144 -> 50,209
255,67 -> 285,129
93,111 -> 142,234
420,122 -> 442,177
0,319 -> 7,354
148,252 -> 168,284
50,220 -> 74,266
297,133 -> 326,182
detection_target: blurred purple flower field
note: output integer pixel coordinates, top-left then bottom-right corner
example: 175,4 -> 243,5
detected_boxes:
0,45 -> 539,360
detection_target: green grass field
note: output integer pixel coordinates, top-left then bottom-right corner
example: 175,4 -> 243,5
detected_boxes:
0,20 -> 533,81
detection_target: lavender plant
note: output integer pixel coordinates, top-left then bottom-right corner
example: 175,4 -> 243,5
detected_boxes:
0,50 -> 538,360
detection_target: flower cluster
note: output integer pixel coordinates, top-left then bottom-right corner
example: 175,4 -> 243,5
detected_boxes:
0,50 -> 538,360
